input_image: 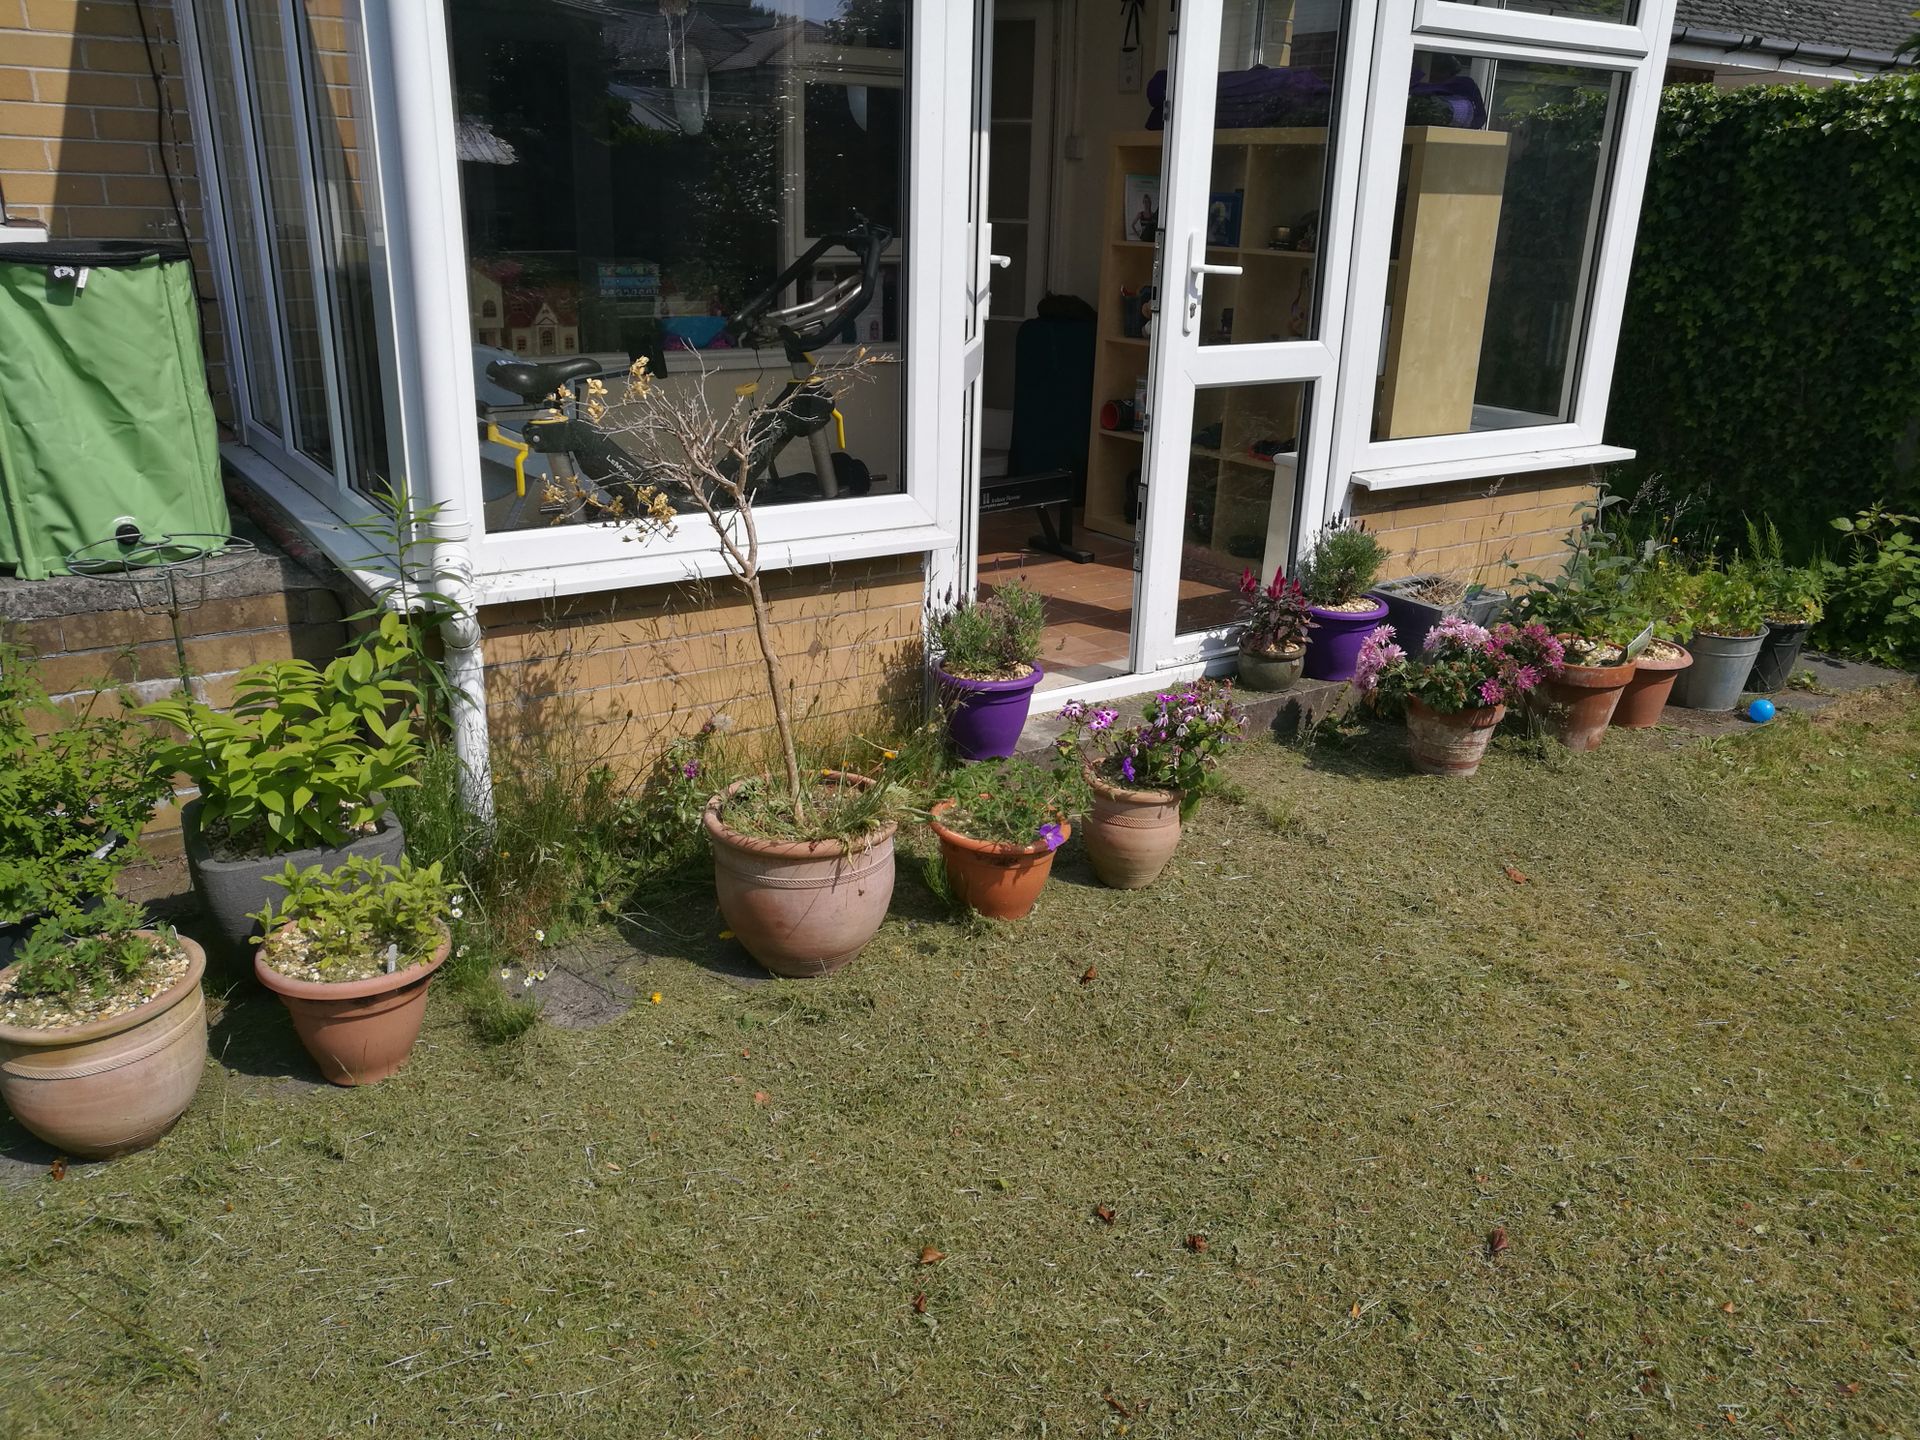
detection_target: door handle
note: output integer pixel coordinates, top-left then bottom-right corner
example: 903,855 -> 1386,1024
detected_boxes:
1184,232 -> 1242,336
988,254 -> 1012,269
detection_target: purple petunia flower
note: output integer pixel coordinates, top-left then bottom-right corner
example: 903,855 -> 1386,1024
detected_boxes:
1121,756 -> 1136,783
1036,822 -> 1066,852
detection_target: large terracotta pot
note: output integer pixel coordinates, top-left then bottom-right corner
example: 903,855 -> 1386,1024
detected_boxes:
1534,659 -> 1637,750
1082,764 -> 1182,889
1236,643 -> 1305,692
1405,698 -> 1504,778
928,800 -> 1065,920
1611,643 -> 1692,729
704,773 -> 897,978
255,923 -> 450,1086
0,932 -> 206,1158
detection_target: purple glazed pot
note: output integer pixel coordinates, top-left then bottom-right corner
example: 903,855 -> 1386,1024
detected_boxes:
937,663 -> 1044,761
1302,598 -> 1389,682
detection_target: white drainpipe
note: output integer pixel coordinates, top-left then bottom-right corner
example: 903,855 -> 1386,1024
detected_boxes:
365,0 -> 495,822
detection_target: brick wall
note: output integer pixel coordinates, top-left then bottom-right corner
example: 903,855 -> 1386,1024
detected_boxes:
480,557 -> 928,775
0,0 -> 229,422
1351,466 -> 1599,585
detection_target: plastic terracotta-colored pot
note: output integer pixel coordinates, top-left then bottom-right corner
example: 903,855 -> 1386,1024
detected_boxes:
1302,599 -> 1389,682
1611,642 -> 1693,729
937,663 -> 1045,761
1082,764 -> 1182,890
1672,627 -> 1769,712
1748,621 -> 1809,695
1405,698 -> 1504,778
0,932 -> 206,1158
928,800 -> 1066,921
255,924 -> 450,1086
1236,643 -> 1305,692
705,772 -> 897,978
1534,659 -> 1636,750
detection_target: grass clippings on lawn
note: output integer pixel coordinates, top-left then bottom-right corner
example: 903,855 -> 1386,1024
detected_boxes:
1,686 -> 1916,1437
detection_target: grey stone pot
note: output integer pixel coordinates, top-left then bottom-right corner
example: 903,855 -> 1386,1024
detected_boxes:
1671,626 -> 1769,712
181,798 -> 405,963
1236,644 -> 1305,692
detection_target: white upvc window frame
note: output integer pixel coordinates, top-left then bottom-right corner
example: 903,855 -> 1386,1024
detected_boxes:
1321,0 -> 1673,517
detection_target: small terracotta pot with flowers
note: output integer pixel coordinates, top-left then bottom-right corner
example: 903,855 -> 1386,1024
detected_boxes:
1234,565 -> 1313,691
927,758 -> 1071,920
1055,681 -> 1246,889
1355,617 -> 1565,778
251,855 -> 454,1086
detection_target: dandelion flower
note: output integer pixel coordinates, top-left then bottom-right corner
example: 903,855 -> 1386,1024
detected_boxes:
650,992 -> 663,1005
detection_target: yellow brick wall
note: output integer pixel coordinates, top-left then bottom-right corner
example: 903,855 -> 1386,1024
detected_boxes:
480,556 -> 928,775
0,0 -> 231,423
1350,466 -> 1599,586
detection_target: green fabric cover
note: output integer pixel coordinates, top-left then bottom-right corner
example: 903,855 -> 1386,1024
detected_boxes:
0,243 -> 227,579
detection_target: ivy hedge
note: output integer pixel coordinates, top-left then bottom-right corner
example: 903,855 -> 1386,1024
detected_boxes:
1609,77 -> 1920,553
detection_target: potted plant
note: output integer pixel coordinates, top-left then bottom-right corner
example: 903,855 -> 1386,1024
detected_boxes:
1371,573 -> 1506,655
1612,558 -> 1695,729
250,856 -> 454,1086
1296,521 -> 1391,681
1056,681 -> 1245,889
1745,519 -> 1826,694
1354,617 -> 1564,778
140,613 -> 422,960
1669,559 -> 1769,712
1507,510 -> 1645,750
927,758 -> 1071,920
931,581 -> 1047,759
2,645 -> 170,937
565,355 -> 902,977
1233,566 -> 1312,691
0,898 -> 206,1157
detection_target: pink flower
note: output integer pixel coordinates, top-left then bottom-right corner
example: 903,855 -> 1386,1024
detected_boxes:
1478,678 -> 1505,706
1354,624 -> 1406,695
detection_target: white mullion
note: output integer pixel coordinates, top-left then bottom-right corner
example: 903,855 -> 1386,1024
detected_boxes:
922,0 -> 974,606
1412,0 -> 1655,58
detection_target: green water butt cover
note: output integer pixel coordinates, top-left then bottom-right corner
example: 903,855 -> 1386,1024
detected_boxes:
0,241 -> 228,579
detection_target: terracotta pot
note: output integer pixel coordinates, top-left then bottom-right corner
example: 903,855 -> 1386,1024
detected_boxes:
1405,698 -> 1504,778
704,773 -> 897,977
928,800 -> 1065,920
1534,659 -> 1637,750
1611,643 -> 1693,728
1236,643 -> 1305,692
255,923 -> 450,1086
0,932 -> 206,1158
1082,764 -> 1182,889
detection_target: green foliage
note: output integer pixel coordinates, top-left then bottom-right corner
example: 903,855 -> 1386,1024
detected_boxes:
1744,517 -> 1826,626
720,769 -> 904,846
1506,496 -> 1652,653
344,479 -> 470,730
933,759 -> 1071,849
251,855 -> 453,984
1296,522 -> 1389,607
0,647 -> 171,927
1683,559 -> 1767,638
1816,504 -> 1920,667
932,581 -> 1046,678
141,615 -> 424,856
1625,558 -> 1695,645
12,898 -> 168,1003
1611,79 -> 1920,547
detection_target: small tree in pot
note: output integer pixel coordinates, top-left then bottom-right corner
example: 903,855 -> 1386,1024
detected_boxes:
1295,522 -> 1390,682
931,581 -> 1047,759
927,758 -> 1071,920
1234,566 -> 1312,691
1354,617 -> 1564,778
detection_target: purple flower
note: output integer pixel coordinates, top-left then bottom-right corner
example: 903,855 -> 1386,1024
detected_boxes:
1059,699 -> 1087,722
1121,756 -> 1136,783
681,760 -> 702,779
1036,822 -> 1065,852
1511,663 -> 1541,693
1478,678 -> 1505,706
1089,707 -> 1117,732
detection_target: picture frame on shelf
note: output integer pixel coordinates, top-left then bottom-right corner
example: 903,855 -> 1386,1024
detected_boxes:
1124,173 -> 1160,242
1206,190 -> 1244,247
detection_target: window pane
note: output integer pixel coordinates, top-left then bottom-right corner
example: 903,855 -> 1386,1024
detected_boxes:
1177,381 -> 1307,636
450,0 -> 910,535
1446,0 -> 1635,20
1196,0 -> 1346,346
1371,54 -> 1620,441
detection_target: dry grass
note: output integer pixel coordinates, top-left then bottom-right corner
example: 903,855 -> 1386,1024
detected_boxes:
1,685 -> 1916,1437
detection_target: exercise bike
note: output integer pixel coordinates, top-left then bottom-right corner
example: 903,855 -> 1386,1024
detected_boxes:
478,220 -> 891,528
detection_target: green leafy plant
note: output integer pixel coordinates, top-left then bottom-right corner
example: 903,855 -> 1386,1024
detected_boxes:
1296,522 -> 1389,607
720,768 -> 904,847
251,855 -> 453,984
1626,558 -> 1696,645
1056,681 -> 1246,816
1745,518 -> 1826,627
932,581 -> 1046,679
1816,504 -> 1920,667
933,759 -> 1071,849
141,615 -> 424,856
1506,497 -> 1651,657
1683,559 -> 1767,638
10,898 -> 171,1004
0,646 -> 171,927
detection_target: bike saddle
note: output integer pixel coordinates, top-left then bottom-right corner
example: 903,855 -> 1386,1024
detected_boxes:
486,355 -> 601,402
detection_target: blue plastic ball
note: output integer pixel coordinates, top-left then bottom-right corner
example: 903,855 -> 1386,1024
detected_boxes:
1747,697 -> 1776,724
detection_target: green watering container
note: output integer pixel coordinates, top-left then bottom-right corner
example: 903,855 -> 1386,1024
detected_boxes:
0,241 -> 228,579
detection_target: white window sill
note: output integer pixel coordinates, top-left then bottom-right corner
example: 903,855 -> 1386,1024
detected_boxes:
1351,444 -> 1635,493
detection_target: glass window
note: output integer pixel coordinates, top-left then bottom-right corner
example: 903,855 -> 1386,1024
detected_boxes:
1371,52 -> 1621,441
1177,380 -> 1309,636
1446,0 -> 1635,19
449,0 -> 911,535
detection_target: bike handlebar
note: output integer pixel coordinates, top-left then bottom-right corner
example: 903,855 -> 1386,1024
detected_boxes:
725,218 -> 891,357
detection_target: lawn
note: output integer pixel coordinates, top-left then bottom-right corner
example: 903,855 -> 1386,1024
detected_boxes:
2,686 -> 1917,1438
